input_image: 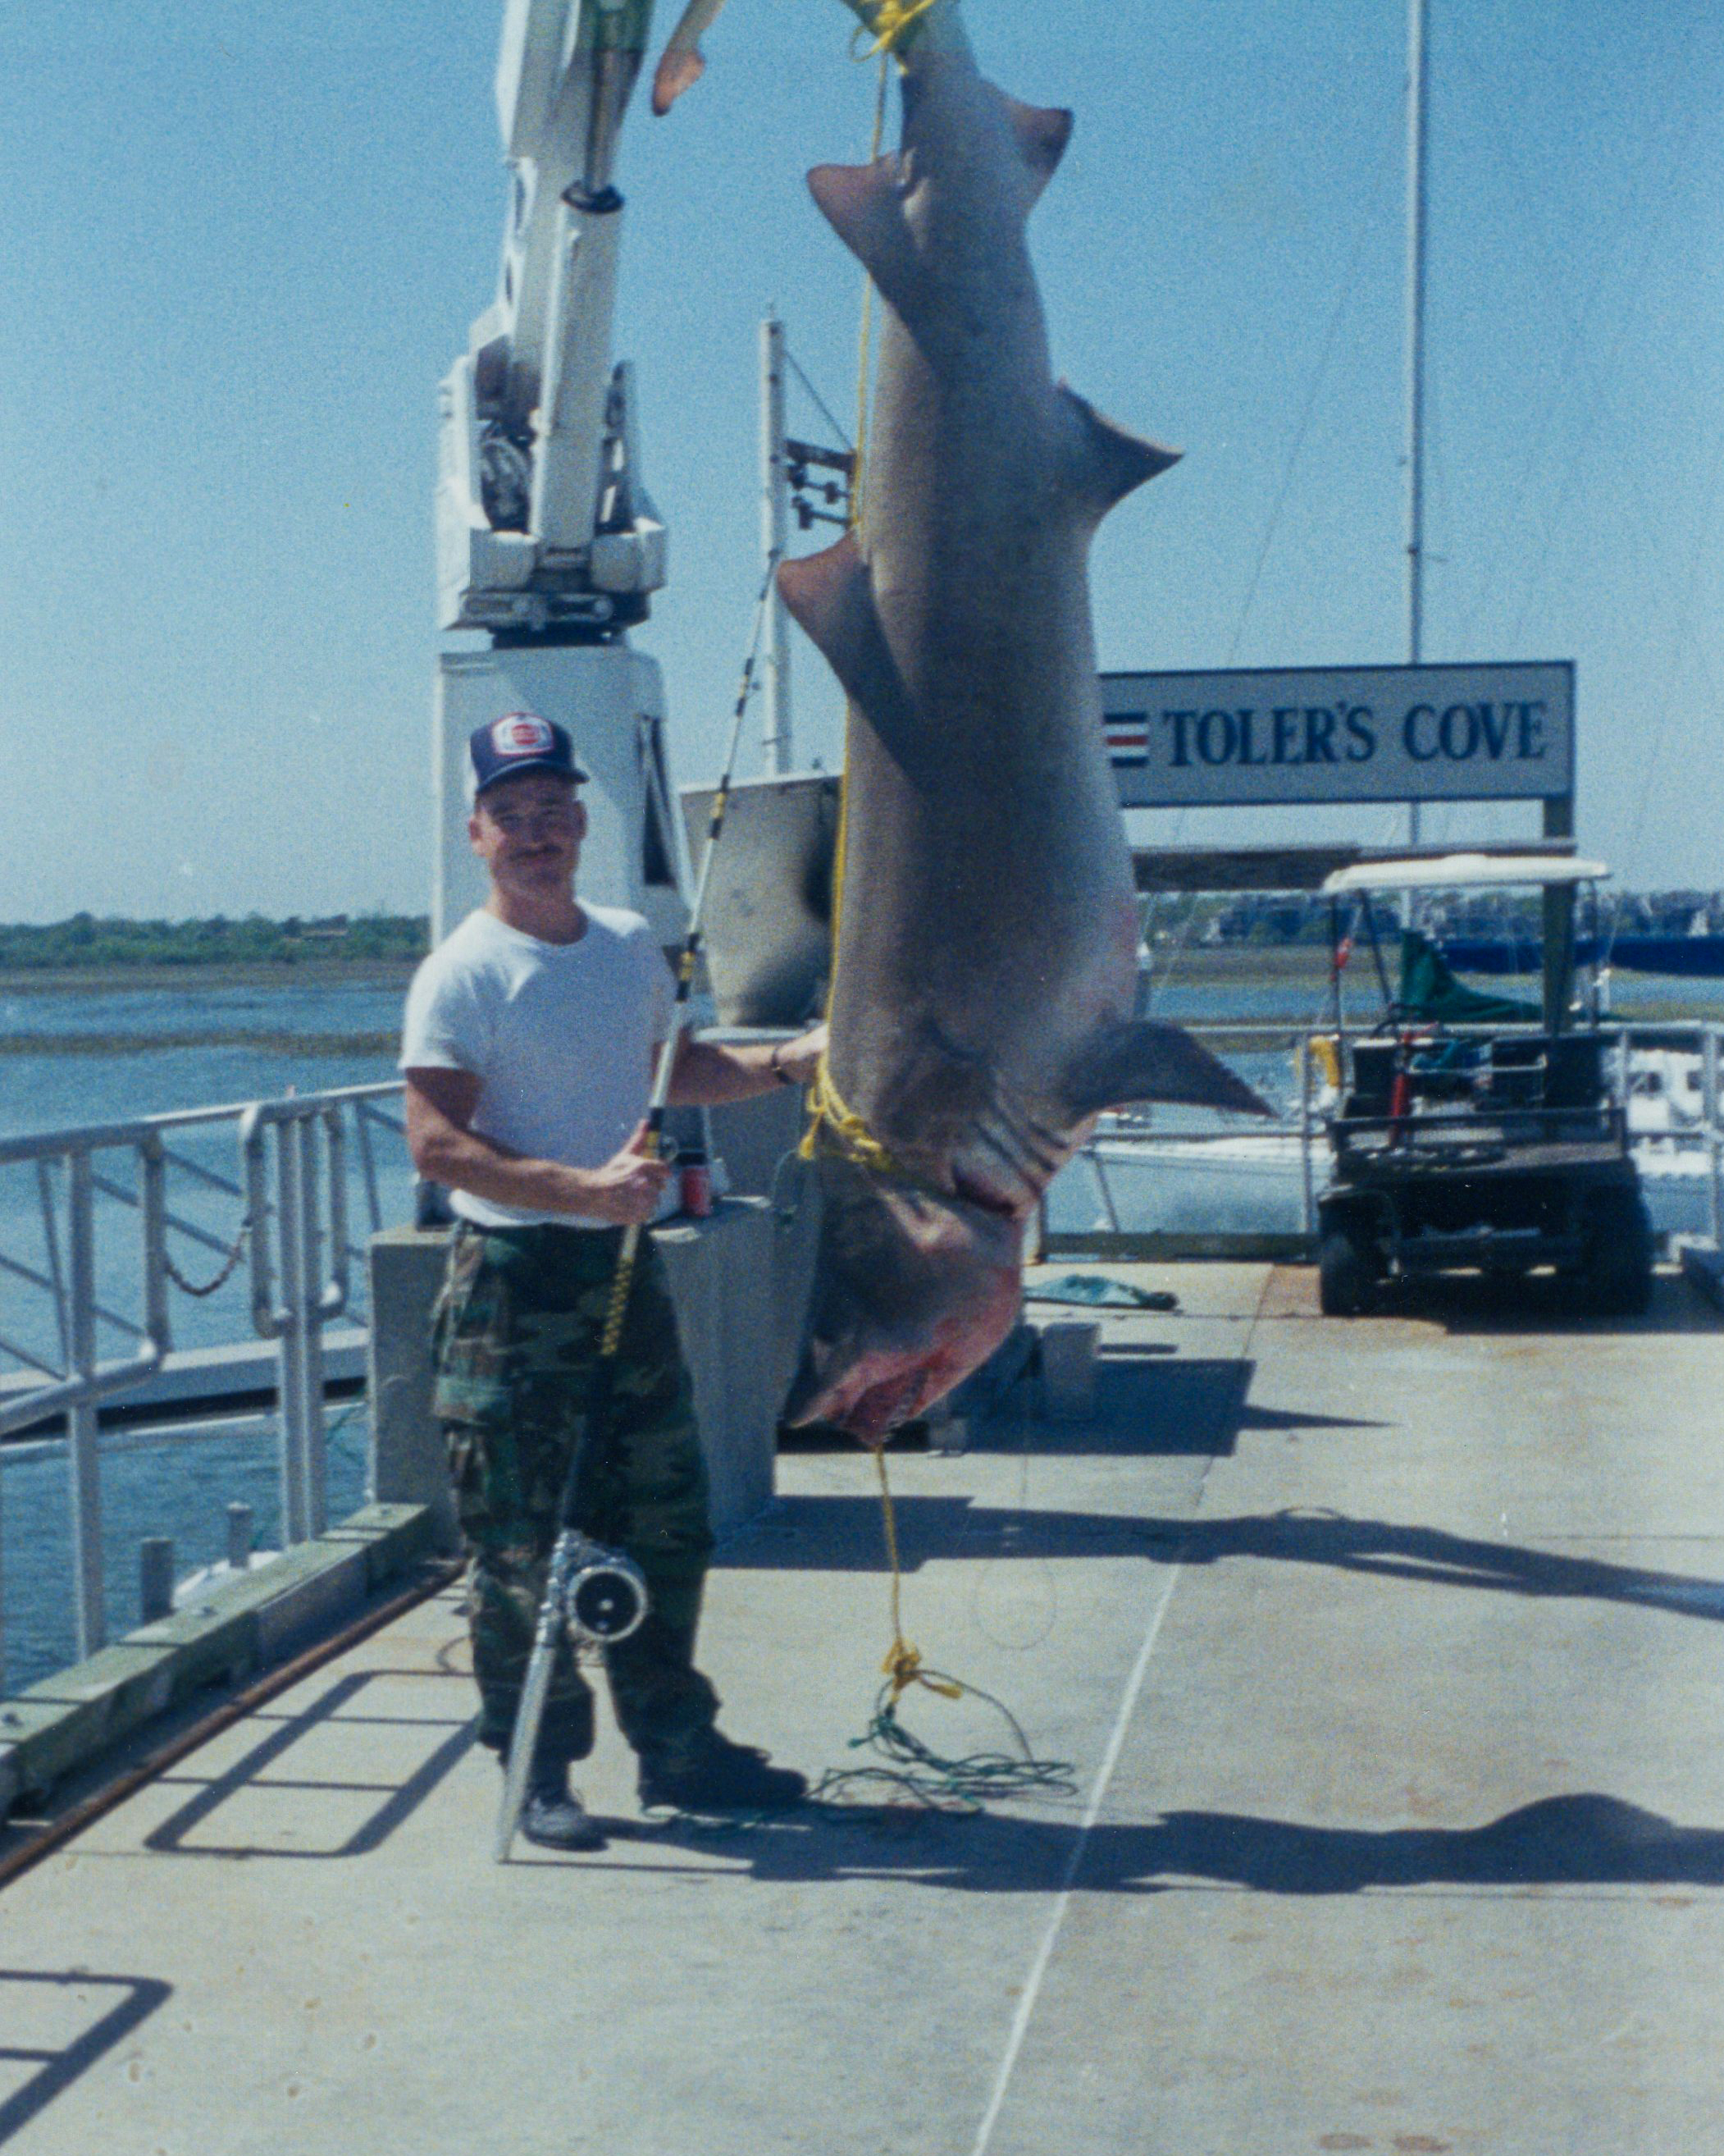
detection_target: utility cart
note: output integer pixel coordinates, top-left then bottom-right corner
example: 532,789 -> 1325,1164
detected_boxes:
1313,853 -> 1653,1317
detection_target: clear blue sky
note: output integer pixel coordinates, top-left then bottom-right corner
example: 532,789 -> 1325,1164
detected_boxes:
0,0 -> 1719,921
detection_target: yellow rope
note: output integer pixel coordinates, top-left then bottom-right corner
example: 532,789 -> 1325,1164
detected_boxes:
849,0 -> 940,63
797,1052 -> 909,1178
797,40 -> 893,1176
825,9 -> 960,1718
875,1447 -> 962,1702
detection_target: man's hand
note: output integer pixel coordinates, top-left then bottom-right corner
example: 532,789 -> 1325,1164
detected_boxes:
771,1022 -> 827,1088
577,1121 -> 673,1226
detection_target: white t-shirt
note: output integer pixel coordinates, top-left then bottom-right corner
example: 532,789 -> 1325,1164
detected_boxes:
399,904 -> 675,1228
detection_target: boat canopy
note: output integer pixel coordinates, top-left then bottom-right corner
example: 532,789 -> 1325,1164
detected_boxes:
1133,841 -> 1577,895
1321,852 -> 1609,896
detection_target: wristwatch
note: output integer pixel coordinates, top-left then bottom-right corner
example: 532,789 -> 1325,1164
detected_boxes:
769,1043 -> 795,1085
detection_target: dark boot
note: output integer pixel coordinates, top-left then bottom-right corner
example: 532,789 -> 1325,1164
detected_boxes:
638,1730 -> 807,1813
517,1759 -> 607,1852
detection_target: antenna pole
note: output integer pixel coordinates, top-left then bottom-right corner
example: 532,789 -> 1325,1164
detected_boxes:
760,312 -> 792,774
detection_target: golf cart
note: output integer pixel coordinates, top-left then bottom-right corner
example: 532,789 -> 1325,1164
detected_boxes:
1314,852 -> 1653,1317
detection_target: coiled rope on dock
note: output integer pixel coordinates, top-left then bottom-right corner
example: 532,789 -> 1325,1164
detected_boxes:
813,1453 -> 1075,1814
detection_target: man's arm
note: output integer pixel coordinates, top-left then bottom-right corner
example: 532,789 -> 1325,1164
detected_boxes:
665,1023 -> 826,1107
404,1067 -> 671,1226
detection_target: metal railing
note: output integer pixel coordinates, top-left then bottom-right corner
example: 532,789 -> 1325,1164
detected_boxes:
1072,1020 -> 1724,1254
1075,1022 -> 1325,1245
0,1083 -> 408,1674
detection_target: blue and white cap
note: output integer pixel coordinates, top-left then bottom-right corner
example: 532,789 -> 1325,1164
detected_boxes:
466,713 -> 588,804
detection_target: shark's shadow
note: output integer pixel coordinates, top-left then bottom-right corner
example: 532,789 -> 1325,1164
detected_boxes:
784,1355 -> 1384,1459
718,1498 -> 1724,1627
587,1792 -> 1724,1898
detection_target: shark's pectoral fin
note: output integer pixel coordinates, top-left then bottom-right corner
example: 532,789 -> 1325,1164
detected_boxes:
1064,1018 -> 1274,1120
806,159 -> 929,321
777,535 -> 921,747
1001,94 -> 1074,204
1060,385 -> 1181,521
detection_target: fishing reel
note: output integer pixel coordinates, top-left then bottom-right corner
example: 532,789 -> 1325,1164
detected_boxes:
553,1530 -> 649,1646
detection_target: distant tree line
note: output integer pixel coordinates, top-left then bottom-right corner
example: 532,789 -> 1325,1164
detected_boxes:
1149,889 -> 1724,949
0,912 -> 431,971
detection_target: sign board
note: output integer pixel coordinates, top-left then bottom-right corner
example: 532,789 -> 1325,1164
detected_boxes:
1101,663 -> 1573,809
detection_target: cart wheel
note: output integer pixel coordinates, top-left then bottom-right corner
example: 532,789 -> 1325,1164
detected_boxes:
1318,1229 -> 1378,1317
1582,1189 -> 1653,1316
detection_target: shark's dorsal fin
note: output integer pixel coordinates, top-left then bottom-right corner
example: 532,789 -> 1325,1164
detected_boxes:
1063,1017 -> 1273,1120
777,535 -> 920,749
1001,95 -> 1073,204
1060,386 -> 1181,520
806,159 -> 928,321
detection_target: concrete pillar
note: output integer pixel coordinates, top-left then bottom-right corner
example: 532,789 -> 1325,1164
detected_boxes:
367,1227 -> 460,1551
706,1081 -> 808,1203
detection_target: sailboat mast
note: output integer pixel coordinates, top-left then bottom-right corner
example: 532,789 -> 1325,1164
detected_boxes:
1404,0 -> 1430,850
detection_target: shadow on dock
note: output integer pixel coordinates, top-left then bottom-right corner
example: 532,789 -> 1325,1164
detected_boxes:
0,1969 -> 171,2145
141,1669 -> 475,1862
582,1791 -> 1724,1899
721,1497 -> 1724,1625
1355,1268 -> 1720,1336
783,1357 -> 1387,1461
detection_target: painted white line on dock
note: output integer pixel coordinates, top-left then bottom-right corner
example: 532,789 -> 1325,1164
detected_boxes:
972,1269 -> 1273,2156
969,1553 -> 1184,2156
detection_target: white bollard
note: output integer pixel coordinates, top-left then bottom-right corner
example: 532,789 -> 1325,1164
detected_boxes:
1038,1321 -> 1101,1422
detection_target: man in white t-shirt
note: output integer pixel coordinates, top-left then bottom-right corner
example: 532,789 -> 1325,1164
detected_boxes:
402,713 -> 823,1850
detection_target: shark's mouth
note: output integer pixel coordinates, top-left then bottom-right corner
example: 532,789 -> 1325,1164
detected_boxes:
788,1262 -> 1023,1442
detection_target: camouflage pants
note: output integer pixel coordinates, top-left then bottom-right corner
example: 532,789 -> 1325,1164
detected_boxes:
431,1222 -> 718,1772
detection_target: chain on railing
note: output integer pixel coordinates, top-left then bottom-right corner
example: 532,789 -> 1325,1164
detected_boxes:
162,1213 -> 253,1300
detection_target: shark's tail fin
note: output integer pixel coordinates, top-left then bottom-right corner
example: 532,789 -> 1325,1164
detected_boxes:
652,0 -> 728,115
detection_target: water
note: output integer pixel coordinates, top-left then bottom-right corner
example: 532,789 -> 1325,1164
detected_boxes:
0,974 -> 414,1694
0,1406 -> 372,1694
0,977 -> 414,1373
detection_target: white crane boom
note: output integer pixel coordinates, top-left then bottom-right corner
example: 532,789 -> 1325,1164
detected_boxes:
431,0 -> 686,952
436,0 -> 667,638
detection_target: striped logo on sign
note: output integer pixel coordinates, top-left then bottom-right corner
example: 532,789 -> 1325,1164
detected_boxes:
1105,709 -> 1149,764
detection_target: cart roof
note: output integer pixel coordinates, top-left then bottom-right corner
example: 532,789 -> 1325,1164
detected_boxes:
1320,852 -> 1610,895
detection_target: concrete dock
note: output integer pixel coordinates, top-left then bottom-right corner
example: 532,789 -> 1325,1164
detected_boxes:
3,1260 -> 1723,2154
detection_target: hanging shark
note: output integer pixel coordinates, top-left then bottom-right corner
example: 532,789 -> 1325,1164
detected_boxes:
773,0 -> 1275,1441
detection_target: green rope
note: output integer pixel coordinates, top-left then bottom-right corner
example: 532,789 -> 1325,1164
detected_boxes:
813,1670 -> 1076,1814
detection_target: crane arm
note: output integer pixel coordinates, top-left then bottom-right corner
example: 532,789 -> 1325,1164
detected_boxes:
437,0 -> 667,638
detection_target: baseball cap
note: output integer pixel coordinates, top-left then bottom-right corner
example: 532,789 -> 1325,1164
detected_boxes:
466,713 -> 589,804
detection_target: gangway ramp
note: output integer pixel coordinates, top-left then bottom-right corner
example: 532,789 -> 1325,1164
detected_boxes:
2,1263 -> 1722,2154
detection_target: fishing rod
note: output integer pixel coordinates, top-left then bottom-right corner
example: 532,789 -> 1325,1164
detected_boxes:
495,546 -> 785,1861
